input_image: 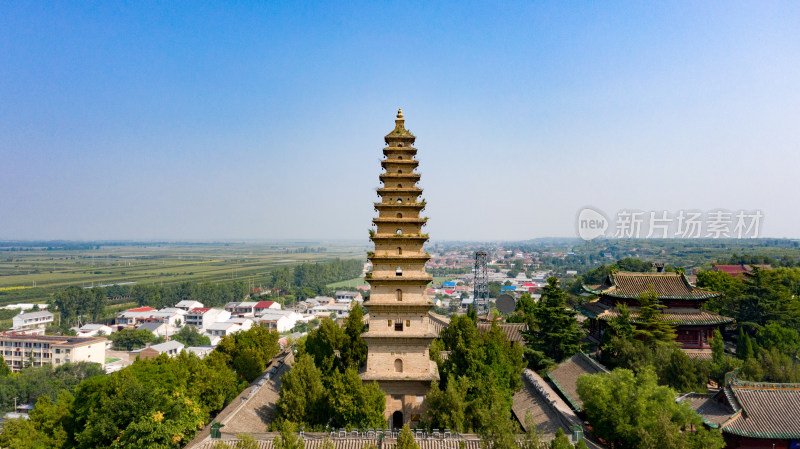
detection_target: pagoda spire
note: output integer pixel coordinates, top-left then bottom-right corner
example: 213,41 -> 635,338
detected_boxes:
386,108 -> 415,141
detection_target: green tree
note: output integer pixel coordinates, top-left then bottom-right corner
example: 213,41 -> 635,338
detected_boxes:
110,328 -> 156,351
214,325 -> 281,382
709,329 -> 742,384
173,326 -> 212,347
577,367 -> 724,449
737,328 -> 754,360
521,277 -> 584,369
273,420 -> 305,449
549,428 -> 572,449
0,417 -> 50,449
0,355 -> 11,377
275,354 -> 325,425
233,433 -> 260,449
520,412 -> 544,449
695,270 -> 744,317
756,323 -> 800,356
431,317 -> 524,433
478,390 -> 518,449
397,425 -> 420,449
426,376 -> 469,432
663,349 -> 707,393
340,304 -> 367,369
302,318 -> 344,374
326,368 -> 385,429
633,288 -> 676,346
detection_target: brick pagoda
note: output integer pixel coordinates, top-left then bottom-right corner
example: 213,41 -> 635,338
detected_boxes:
361,109 -> 439,429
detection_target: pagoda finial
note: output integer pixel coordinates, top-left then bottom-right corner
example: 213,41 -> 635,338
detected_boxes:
395,109 -> 405,129
385,108 -> 414,141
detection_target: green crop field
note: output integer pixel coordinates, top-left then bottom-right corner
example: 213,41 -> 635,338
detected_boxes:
0,241 -> 367,306
326,276 -> 369,288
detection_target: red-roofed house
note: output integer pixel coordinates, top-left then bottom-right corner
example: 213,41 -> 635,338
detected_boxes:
712,264 -> 773,278
254,301 -> 280,315
126,306 -> 155,313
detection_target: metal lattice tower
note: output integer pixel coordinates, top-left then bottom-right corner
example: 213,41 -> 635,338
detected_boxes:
473,251 -> 489,315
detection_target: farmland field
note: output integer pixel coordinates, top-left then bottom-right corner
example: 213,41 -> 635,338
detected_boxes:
0,241 -> 367,306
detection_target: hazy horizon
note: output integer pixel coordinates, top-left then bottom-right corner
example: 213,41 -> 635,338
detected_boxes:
3,2 -> 799,241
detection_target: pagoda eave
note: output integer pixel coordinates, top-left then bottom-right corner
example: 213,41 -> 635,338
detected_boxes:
379,173 -> 421,182
376,187 -> 422,195
366,278 -> 432,287
372,217 -> 427,225
370,235 -> 429,242
381,159 -> 419,168
361,372 -> 439,382
364,303 -> 434,312
374,203 -> 425,212
383,136 -> 416,145
368,255 -> 430,263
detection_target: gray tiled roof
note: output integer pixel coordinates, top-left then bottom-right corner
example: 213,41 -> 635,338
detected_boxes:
584,272 -> 719,300
546,353 -> 609,412
683,393 -> 733,427
722,381 -> 800,438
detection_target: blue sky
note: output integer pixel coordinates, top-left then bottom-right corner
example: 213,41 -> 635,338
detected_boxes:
1,1 -> 798,241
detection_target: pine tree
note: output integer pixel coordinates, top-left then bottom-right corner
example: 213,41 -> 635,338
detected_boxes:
633,288 -> 676,346
340,303 -> 367,369
711,329 -> 725,365
522,277 -> 584,369
738,328 -> 754,360
397,425 -> 420,449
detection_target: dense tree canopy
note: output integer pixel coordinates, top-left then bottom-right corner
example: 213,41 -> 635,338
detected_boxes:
109,328 -> 157,351
172,325 -> 212,347
0,362 -> 104,414
52,286 -> 107,327
427,316 -> 525,433
577,368 -> 724,449
213,325 -> 281,382
0,325 -> 281,449
275,313 -> 383,429
521,277 -> 584,369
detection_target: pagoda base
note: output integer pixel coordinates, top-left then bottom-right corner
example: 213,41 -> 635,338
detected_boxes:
376,379 -> 433,429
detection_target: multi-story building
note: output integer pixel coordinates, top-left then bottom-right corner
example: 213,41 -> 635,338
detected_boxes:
253,301 -> 280,315
361,110 -> 439,429
185,307 -> 231,330
223,301 -> 258,317
115,306 -> 157,326
310,302 -> 351,319
255,310 -> 304,333
0,333 -> 106,373
11,311 -> 54,334
334,291 -> 362,304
